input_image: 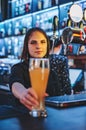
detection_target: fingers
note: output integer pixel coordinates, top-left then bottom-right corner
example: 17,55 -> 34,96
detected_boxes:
28,88 -> 38,99
19,88 -> 49,111
44,93 -> 49,97
20,88 -> 39,110
20,97 -> 33,110
24,104 -> 33,111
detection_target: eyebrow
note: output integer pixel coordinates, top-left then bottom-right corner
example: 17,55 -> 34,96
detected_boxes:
30,39 -> 46,44
41,40 -> 46,42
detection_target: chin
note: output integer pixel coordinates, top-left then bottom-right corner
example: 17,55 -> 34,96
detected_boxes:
36,56 -> 43,58
35,55 -> 44,58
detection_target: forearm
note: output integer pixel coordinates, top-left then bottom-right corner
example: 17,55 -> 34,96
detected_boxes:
12,82 -> 39,110
12,82 -> 27,100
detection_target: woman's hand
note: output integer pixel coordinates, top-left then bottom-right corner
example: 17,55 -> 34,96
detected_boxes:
12,82 -> 49,111
19,88 -> 39,110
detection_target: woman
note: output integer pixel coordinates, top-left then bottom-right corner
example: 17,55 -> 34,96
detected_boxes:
9,27 -> 71,111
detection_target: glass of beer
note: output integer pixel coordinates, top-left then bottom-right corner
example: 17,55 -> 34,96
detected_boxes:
29,58 -> 50,117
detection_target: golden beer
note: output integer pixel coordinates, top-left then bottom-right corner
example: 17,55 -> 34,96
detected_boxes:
29,58 -> 50,117
29,68 -> 49,109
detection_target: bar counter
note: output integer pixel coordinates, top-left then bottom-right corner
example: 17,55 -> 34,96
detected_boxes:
0,105 -> 86,130
0,93 -> 86,130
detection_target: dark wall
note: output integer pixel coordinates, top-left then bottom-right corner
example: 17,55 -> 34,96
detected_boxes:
58,0 -> 80,5
1,0 -> 8,21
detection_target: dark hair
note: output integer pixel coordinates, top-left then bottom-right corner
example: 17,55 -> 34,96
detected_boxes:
21,27 -> 50,62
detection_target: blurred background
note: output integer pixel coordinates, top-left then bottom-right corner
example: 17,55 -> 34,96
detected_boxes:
0,0 -> 86,94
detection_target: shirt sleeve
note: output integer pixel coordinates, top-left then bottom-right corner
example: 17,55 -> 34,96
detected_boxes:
47,54 -> 71,96
60,56 -> 71,94
9,63 -> 25,91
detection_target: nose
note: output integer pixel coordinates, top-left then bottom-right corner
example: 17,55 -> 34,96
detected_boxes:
36,42 -> 41,49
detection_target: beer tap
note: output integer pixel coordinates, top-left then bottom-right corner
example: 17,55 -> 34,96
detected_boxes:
61,27 -> 73,55
50,15 -> 58,54
61,27 -> 85,55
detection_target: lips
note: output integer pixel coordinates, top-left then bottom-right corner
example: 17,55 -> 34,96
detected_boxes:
35,51 -> 43,54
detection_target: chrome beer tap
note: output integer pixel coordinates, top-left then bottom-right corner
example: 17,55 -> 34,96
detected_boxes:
50,15 -> 58,54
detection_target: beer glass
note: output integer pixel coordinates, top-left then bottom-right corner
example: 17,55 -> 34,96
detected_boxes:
29,58 -> 50,117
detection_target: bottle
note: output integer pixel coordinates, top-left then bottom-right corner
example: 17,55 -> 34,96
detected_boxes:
38,0 -> 43,10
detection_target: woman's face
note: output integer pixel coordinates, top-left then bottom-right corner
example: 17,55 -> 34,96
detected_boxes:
28,31 -> 47,58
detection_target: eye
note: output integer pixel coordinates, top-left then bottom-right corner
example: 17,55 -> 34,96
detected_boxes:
30,40 -> 37,44
41,40 -> 46,44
